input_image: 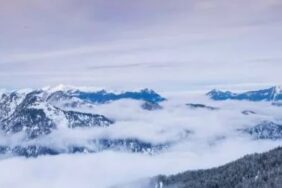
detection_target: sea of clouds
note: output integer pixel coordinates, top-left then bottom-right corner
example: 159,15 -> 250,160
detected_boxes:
0,91 -> 282,188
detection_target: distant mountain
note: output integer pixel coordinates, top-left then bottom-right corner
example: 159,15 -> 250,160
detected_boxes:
241,121 -> 282,140
47,87 -> 166,108
68,88 -> 166,104
141,101 -> 163,111
64,110 -> 114,128
146,147 -> 282,188
0,90 -> 113,139
0,138 -> 169,157
186,103 -> 219,110
207,86 -> 282,101
241,110 -> 256,115
0,87 -> 165,136
0,91 -> 26,120
0,87 -> 167,157
272,102 -> 282,107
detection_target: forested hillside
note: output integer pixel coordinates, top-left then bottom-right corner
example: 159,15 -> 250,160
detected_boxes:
152,147 -> 282,188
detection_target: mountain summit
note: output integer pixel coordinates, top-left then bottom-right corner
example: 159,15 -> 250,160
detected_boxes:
207,86 -> 282,101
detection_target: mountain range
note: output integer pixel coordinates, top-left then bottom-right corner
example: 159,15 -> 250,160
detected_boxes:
1,86 -> 282,158
0,87 -> 166,157
207,86 -> 282,101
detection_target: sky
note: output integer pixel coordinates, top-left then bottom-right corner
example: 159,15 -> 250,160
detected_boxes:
0,0 -> 282,91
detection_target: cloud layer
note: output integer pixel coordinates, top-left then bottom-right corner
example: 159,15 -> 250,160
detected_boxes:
1,91 -> 282,187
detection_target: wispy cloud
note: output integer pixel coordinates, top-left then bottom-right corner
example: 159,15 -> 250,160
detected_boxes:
0,0 -> 281,89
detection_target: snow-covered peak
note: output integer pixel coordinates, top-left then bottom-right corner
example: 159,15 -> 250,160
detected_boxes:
274,86 -> 282,92
0,89 -> 8,95
43,84 -> 106,93
271,86 -> 282,100
207,86 -> 282,101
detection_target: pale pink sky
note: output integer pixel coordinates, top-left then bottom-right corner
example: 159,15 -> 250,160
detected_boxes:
0,0 -> 282,90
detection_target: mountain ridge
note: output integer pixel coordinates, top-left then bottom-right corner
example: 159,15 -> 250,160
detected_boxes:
207,86 -> 282,101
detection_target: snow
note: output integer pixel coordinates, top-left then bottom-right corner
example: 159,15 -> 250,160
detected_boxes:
1,87 -> 282,187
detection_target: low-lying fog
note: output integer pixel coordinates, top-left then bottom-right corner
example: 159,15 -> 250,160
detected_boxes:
1,91 -> 282,188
